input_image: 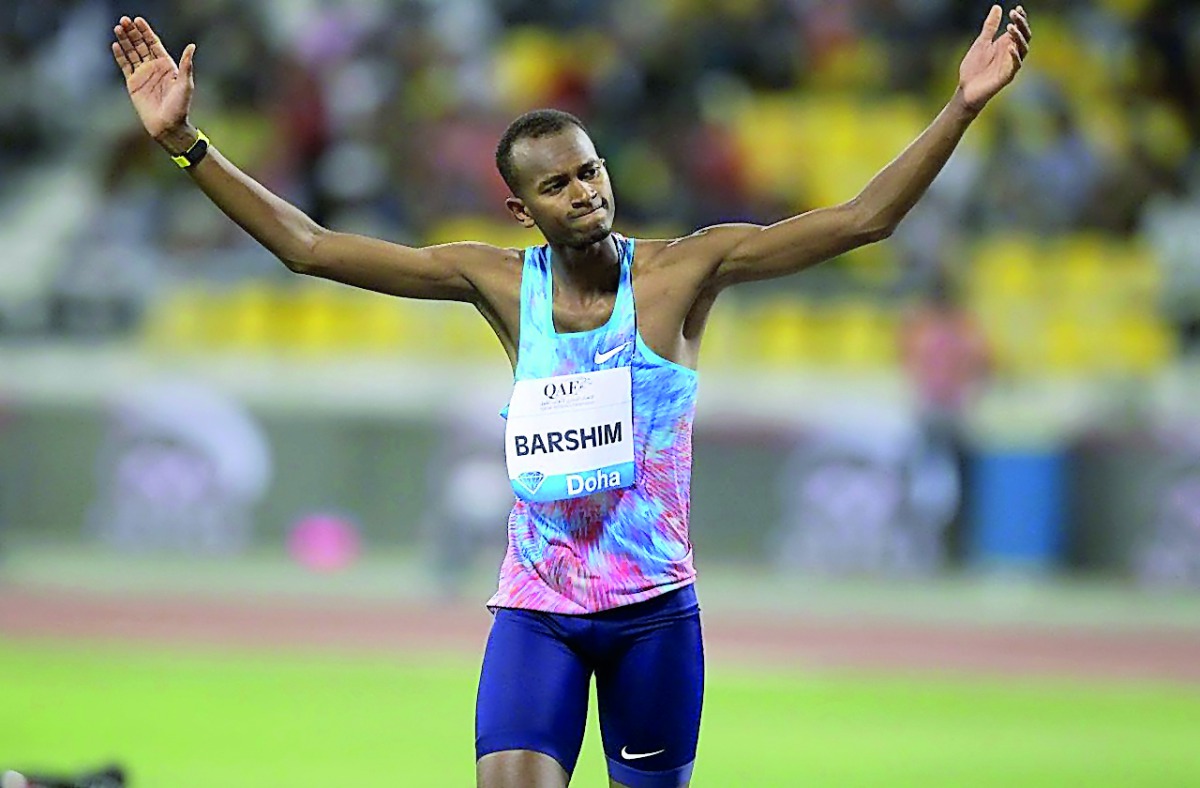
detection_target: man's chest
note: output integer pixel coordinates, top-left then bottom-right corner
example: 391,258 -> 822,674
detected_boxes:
482,247 -> 710,368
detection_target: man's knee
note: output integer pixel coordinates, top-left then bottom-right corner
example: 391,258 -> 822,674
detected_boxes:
476,749 -> 569,788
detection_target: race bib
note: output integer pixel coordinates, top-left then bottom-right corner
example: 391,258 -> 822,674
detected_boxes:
504,366 -> 635,502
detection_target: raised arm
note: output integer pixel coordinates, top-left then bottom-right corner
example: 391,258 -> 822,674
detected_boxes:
110,15 -> 509,302
706,4 -> 1032,290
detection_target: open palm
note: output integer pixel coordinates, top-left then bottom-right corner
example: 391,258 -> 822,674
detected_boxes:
959,5 -> 1032,113
111,16 -> 196,140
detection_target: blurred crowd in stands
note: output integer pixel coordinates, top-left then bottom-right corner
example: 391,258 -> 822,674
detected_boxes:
1,0 -> 1198,349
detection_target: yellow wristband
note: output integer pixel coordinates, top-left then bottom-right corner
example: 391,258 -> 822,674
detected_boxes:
171,129 -> 210,169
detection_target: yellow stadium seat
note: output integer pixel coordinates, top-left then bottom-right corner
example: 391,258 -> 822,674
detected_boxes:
808,40 -> 889,92
1097,0 -> 1154,19
1138,101 -> 1192,170
437,302 -> 498,360
1045,314 -> 1096,373
224,283 -> 279,351
1024,17 -> 1104,99
804,99 -> 867,206
1050,236 -> 1112,317
751,298 -> 819,367
1113,315 -> 1176,374
730,96 -> 811,205
493,28 -> 566,111
143,286 -> 208,352
391,300 -> 443,359
1079,96 -> 1132,158
986,308 -> 1048,376
355,294 -> 411,354
196,289 -> 242,351
284,285 -> 342,355
1111,243 -> 1163,312
832,300 -> 896,369
696,300 -> 740,369
838,242 -> 899,290
970,235 -> 1041,304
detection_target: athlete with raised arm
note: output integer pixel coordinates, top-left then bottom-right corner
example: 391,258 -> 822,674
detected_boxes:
108,7 -> 1031,787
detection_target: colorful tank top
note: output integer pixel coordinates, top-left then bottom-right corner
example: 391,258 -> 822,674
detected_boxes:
487,235 -> 698,614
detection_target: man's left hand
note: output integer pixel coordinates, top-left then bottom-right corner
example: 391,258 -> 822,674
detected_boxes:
958,4 -> 1032,113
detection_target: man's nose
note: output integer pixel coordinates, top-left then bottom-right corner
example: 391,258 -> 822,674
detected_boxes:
569,179 -> 597,206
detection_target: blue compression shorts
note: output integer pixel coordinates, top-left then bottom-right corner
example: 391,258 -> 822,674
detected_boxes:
475,584 -> 703,788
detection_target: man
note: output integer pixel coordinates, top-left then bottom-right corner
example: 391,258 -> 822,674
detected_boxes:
109,7 -> 1030,787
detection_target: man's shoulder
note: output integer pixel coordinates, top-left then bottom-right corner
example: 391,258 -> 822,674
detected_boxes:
440,241 -> 525,275
444,241 -> 525,263
631,224 -> 761,271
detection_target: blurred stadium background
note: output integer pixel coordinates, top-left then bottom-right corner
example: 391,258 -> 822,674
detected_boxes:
2,0 -> 1200,785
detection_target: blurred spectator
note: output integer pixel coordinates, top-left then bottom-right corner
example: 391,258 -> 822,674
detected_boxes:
899,270 -> 990,559
900,271 -> 991,421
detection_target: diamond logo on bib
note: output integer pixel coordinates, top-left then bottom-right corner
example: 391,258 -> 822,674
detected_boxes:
516,470 -> 546,495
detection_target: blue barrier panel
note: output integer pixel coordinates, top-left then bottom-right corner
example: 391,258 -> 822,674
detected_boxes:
968,449 -> 1067,567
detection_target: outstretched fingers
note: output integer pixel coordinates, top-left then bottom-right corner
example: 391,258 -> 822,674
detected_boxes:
111,40 -> 134,77
123,16 -> 155,62
1008,6 -> 1031,59
113,17 -> 142,68
978,4 -> 1003,43
1011,6 -> 1032,41
999,10 -> 1029,76
134,16 -> 173,63
1006,25 -> 1028,62
179,43 -> 196,80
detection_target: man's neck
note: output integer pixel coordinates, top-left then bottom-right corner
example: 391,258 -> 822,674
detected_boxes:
549,235 -> 620,297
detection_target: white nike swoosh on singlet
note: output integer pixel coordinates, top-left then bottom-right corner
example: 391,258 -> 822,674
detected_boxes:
620,746 -> 666,760
594,342 -> 631,365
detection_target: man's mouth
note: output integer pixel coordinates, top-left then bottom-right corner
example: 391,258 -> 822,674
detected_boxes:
573,201 -> 606,220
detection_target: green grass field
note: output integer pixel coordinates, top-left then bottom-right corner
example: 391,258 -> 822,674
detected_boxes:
2,641 -> 1199,786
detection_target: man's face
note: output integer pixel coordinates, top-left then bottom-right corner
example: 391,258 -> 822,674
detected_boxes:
506,126 -> 615,249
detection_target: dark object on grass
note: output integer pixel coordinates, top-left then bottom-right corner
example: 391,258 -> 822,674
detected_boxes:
19,765 -> 125,788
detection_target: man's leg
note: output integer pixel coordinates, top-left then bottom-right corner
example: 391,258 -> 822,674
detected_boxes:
595,589 -> 704,788
477,750 -> 569,788
475,609 -> 591,788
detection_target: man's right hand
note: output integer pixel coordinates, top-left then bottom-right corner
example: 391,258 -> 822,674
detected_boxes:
111,16 -> 197,153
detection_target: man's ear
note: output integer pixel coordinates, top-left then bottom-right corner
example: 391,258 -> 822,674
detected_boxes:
505,196 -> 536,228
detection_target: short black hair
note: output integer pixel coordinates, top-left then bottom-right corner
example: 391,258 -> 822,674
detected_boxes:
495,108 -> 589,195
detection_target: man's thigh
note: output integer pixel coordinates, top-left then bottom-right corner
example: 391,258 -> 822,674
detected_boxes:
475,608 -> 591,781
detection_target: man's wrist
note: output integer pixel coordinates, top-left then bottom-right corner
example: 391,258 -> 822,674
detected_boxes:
155,124 -> 200,157
950,87 -> 983,121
